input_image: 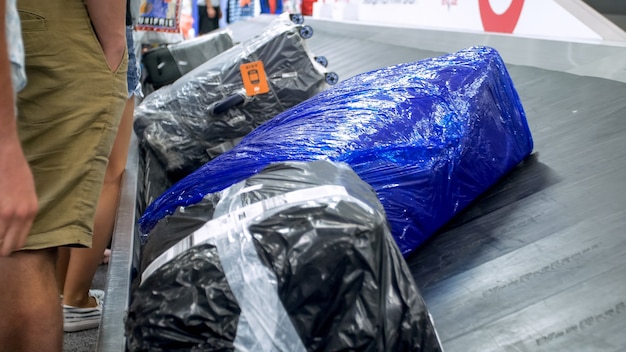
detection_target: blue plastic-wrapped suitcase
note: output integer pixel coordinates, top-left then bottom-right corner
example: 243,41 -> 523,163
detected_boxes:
139,46 -> 534,256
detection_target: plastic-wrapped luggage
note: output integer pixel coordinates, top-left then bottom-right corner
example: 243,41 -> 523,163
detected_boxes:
140,47 -> 533,254
138,45 -> 534,256
137,145 -> 173,216
141,29 -> 235,89
126,160 -> 443,352
134,14 -> 337,182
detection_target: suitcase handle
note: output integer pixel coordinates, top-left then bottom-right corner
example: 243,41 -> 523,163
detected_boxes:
213,94 -> 245,115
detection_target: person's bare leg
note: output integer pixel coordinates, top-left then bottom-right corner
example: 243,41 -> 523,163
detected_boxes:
61,96 -> 135,307
0,249 -> 62,352
55,247 -> 70,296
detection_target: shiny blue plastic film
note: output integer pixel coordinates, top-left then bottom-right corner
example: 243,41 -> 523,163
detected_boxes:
139,46 -> 534,256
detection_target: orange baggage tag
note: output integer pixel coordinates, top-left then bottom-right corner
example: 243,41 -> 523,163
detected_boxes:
240,61 -> 270,96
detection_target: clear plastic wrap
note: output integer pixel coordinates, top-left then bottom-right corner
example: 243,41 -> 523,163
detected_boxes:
139,45 -> 534,256
141,29 -> 235,89
133,14 -> 333,181
126,160 -> 443,352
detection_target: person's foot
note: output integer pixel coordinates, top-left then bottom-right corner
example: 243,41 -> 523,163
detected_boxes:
62,291 -> 104,332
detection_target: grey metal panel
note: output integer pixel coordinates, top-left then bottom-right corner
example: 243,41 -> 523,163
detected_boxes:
583,0 -> 626,15
98,15 -> 626,351
96,133 -> 140,352
555,0 -> 626,42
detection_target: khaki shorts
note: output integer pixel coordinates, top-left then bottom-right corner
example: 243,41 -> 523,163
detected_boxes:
17,0 -> 128,249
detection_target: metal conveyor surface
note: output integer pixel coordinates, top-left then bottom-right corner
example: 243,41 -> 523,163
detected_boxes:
99,15 -> 626,352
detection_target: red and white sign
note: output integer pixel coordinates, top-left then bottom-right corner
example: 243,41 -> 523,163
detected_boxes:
479,0 -> 524,33
313,0 -> 609,42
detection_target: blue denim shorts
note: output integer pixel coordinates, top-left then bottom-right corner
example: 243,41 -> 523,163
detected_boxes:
127,26 -> 142,97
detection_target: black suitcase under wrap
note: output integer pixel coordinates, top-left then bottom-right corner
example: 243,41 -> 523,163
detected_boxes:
133,14 -> 337,183
141,29 -> 235,89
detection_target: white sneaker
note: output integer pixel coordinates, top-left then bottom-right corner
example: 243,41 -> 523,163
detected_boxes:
89,289 -> 105,301
63,294 -> 103,332
60,289 -> 104,302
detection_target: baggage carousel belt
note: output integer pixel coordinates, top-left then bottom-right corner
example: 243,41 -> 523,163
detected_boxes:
99,16 -> 626,351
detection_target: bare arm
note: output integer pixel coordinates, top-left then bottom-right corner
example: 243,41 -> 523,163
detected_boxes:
0,0 -> 39,256
85,0 -> 127,72
207,5 -> 216,18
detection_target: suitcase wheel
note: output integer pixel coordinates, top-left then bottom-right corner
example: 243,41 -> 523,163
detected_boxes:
315,56 -> 328,67
325,72 -> 339,85
300,25 -> 314,39
290,14 -> 305,25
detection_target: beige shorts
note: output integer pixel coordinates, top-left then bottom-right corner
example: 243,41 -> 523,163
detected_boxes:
17,0 -> 128,250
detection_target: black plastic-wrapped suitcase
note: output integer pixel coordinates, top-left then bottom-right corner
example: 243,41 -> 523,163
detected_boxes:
126,160 -> 443,352
137,143 -> 172,217
141,28 -> 235,89
133,14 -> 338,183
